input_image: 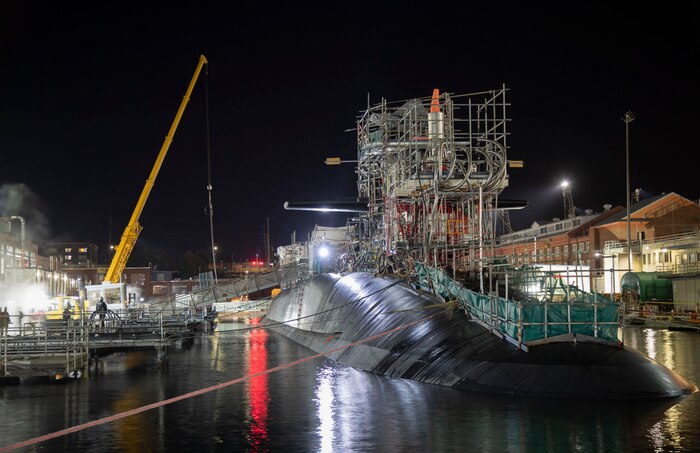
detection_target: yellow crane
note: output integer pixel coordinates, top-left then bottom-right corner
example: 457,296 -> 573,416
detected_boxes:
103,55 -> 208,288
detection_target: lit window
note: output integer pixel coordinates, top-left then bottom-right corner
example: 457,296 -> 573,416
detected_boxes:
78,247 -> 87,253
64,248 -> 72,253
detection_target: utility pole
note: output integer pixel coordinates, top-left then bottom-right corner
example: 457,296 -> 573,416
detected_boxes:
623,111 -> 635,272
266,217 -> 271,266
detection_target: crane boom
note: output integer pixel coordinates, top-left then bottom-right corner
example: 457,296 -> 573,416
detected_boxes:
104,55 -> 208,284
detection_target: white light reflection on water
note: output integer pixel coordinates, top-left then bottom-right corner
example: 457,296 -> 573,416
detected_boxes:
662,330 -> 676,371
645,328 -> 657,360
315,364 -> 336,453
648,405 -> 684,453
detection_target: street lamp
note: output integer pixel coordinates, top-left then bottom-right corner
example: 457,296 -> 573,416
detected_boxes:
623,111 -> 635,272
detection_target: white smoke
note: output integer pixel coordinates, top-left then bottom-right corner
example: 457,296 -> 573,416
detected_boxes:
1,283 -> 52,330
0,182 -> 52,244
0,183 -> 54,329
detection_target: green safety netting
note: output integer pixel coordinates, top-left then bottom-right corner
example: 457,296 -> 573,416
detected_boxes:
413,262 -> 619,343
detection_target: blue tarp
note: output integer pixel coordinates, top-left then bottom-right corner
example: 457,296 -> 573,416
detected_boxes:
414,262 -> 620,343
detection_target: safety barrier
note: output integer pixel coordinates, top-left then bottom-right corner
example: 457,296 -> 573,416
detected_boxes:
413,262 -> 622,349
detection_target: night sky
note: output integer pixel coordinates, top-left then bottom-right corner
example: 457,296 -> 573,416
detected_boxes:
1,3 -> 698,264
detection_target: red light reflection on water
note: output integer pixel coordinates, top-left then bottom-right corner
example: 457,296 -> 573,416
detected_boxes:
248,328 -> 269,451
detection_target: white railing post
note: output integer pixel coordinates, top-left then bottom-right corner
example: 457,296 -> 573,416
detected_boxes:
594,302 -> 598,338
544,300 -> 548,338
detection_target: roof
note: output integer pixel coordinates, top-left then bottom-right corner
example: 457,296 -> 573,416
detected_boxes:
596,193 -> 670,225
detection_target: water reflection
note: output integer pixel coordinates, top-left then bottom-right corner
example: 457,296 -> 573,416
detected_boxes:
113,388 -> 156,452
646,328 -> 657,360
315,365 -> 335,453
246,327 -> 269,451
0,327 -> 698,452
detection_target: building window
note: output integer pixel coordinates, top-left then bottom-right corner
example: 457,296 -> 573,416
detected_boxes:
64,248 -> 72,252
585,241 -> 590,252
556,224 -> 563,231
643,254 -> 647,265
540,227 -> 547,234
64,255 -> 72,260
572,243 -> 578,252
660,251 -> 672,263
563,245 -> 569,255
554,246 -> 560,255
78,247 -> 87,253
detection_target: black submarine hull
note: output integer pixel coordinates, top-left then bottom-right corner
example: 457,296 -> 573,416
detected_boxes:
263,272 -> 694,399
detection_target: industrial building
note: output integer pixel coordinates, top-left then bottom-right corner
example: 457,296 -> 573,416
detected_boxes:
494,192 -> 700,310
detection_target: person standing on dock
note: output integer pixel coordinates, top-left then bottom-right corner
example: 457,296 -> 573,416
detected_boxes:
18,310 -> 24,336
0,307 -> 10,337
96,297 -> 108,330
62,304 -> 72,327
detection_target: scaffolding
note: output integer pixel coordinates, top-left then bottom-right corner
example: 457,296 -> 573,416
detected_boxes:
350,86 -> 510,274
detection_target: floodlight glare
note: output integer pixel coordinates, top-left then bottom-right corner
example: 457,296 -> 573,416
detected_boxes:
561,181 -> 569,188
318,246 -> 330,258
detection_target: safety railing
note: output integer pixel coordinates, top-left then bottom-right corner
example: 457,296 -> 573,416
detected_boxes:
2,314 -> 90,377
413,262 -> 622,351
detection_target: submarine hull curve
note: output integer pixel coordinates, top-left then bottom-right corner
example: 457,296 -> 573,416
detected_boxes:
263,272 -> 694,399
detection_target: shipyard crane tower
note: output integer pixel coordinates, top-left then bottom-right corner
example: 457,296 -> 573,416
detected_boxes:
87,55 -> 208,307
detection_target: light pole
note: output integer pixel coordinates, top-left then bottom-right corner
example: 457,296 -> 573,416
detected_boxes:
623,111 -> 635,272
213,246 -> 218,282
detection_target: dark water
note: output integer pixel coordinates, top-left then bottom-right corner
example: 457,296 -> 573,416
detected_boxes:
1,325 -> 699,452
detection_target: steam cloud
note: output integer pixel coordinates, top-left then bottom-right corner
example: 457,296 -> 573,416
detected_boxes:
0,182 -> 52,245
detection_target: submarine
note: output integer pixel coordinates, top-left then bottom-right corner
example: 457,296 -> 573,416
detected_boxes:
263,272 -> 694,399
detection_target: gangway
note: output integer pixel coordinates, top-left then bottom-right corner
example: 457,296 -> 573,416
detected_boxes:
145,263 -> 307,315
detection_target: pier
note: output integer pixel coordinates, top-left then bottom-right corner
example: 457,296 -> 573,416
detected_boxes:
1,309 -> 191,384
0,264 -> 303,384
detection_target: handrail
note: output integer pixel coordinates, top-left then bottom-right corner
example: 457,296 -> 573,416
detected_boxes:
413,262 -> 622,349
